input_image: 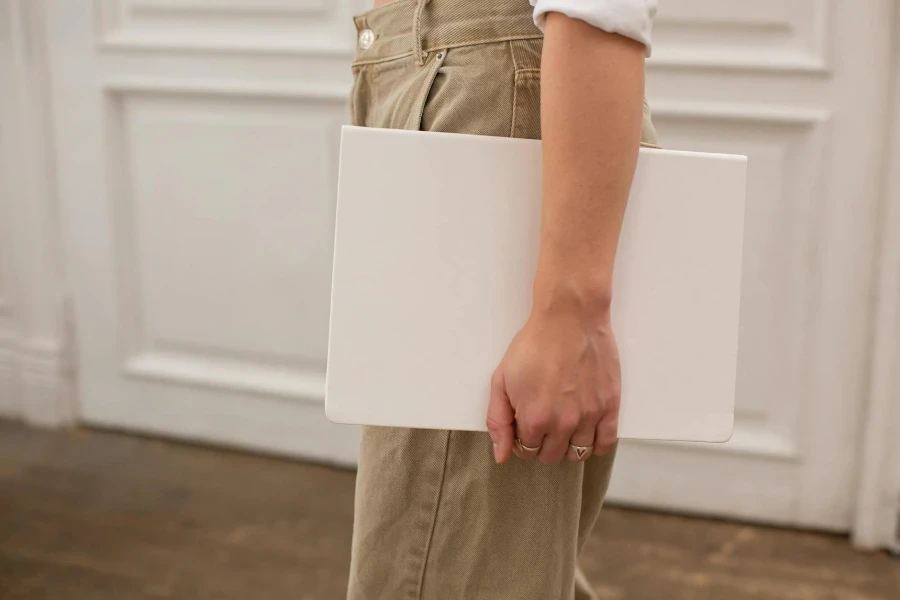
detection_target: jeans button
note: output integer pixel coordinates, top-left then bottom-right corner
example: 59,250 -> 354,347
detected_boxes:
359,29 -> 375,50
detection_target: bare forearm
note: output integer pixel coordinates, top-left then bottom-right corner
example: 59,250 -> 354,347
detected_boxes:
533,13 -> 646,319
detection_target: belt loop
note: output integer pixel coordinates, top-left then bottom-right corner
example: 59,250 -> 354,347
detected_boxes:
413,0 -> 430,66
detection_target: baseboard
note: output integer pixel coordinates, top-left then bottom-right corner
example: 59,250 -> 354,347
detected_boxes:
17,339 -> 75,427
0,331 -> 21,419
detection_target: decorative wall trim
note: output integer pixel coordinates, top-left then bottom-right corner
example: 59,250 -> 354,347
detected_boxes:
627,425 -> 799,462
649,0 -> 833,74
648,98 -> 830,467
83,380 -> 359,467
125,352 -> 325,403
129,0 -> 330,18
96,0 -> 353,56
650,100 -> 830,126
102,76 -> 350,101
648,49 -> 828,75
99,32 -> 355,57
99,83 -> 338,408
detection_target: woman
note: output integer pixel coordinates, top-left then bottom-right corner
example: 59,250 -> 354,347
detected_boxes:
347,1 -> 659,598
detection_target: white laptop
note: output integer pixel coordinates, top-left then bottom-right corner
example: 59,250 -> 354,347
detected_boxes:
325,126 -> 747,443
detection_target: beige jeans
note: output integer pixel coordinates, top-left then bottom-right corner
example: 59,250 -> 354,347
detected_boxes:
347,2 -> 660,599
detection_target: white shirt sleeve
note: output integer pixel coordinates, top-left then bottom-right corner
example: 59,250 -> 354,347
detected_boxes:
530,0 -> 657,57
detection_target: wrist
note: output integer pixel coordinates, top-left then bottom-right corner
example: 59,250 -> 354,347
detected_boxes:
532,273 -> 613,324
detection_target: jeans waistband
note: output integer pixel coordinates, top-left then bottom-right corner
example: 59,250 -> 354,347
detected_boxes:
352,0 -> 542,66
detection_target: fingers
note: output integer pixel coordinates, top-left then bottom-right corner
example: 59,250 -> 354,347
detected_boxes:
593,404 -> 619,456
566,415 -> 598,462
512,405 -> 548,461
512,435 -> 543,460
486,370 -> 515,463
536,406 -> 579,465
516,402 -> 603,464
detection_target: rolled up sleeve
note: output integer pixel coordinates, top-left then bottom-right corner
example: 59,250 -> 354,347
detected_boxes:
531,0 -> 657,56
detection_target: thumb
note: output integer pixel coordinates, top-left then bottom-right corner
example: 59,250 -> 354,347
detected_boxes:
486,369 -> 514,463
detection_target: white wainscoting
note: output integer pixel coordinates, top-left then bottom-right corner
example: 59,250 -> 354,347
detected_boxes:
651,0 -> 832,72
44,0 -> 364,464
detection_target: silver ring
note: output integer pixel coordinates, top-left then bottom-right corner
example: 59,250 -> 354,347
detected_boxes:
515,438 -> 541,453
569,444 -> 593,460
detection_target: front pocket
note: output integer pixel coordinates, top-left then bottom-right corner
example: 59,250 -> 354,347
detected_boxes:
349,66 -> 368,127
511,68 -> 541,140
411,49 -> 447,131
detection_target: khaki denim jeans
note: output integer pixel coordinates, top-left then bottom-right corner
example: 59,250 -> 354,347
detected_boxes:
347,2 -> 659,598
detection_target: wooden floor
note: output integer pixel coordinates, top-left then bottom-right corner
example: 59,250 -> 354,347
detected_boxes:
0,421 -> 897,600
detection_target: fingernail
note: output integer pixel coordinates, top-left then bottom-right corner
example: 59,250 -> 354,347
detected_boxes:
492,443 -> 500,462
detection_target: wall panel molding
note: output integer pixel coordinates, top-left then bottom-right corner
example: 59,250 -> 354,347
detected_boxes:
650,100 -> 830,125
99,81 -> 343,407
99,32 -> 355,56
97,0 -> 355,55
646,99 -> 832,470
102,76 -> 350,100
125,352 -> 325,403
627,425 -> 799,462
650,0 -> 833,73
129,0 -> 330,18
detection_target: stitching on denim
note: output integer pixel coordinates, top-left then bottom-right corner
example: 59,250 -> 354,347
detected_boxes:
412,0 -> 430,66
412,49 -> 446,130
356,0 -> 413,18
510,73 -> 520,137
349,69 -> 357,124
352,34 -> 543,67
372,54 -> 420,73
508,39 -> 520,70
425,34 -> 542,54
511,68 -> 541,138
509,38 -> 543,71
413,430 -> 452,599
508,41 -> 520,137
353,50 -> 416,66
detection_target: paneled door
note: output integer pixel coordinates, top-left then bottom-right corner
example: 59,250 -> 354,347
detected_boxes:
46,0 -> 369,464
47,0 -> 894,530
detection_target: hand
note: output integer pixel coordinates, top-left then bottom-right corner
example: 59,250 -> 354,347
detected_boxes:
486,308 -> 621,464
